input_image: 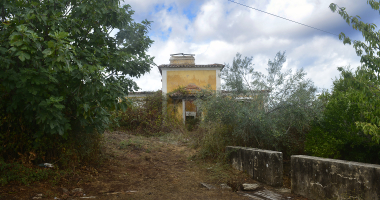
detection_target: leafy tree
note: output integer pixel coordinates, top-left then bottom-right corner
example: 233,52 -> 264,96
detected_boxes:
306,67 -> 380,163
197,52 -> 321,159
329,1 -> 380,143
0,0 -> 154,162
305,1 -> 380,163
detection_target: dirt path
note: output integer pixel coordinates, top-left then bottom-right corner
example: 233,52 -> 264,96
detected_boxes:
1,131 -> 308,200
90,131 -> 253,200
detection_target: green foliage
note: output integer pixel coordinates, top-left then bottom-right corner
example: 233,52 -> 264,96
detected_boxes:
196,52 -> 322,159
304,1 -> 380,164
0,0 -> 154,169
167,85 -> 213,98
329,1 -> 380,143
112,91 -> 183,135
306,67 -> 380,163
306,1 -> 380,164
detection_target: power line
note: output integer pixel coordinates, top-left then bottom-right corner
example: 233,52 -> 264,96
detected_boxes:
228,0 -> 339,37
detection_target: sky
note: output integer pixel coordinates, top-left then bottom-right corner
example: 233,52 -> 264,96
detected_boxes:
122,0 -> 380,92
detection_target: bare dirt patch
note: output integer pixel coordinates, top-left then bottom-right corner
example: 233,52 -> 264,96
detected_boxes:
0,131 -> 308,200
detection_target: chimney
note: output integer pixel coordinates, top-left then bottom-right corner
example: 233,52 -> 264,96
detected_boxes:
169,53 -> 195,65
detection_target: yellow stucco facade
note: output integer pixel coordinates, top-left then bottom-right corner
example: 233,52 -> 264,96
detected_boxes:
167,70 -> 216,92
158,54 -> 224,123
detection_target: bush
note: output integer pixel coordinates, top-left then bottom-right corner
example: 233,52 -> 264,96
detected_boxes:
192,122 -> 233,160
305,2 -> 380,164
324,1 -> 380,147
194,52 -> 322,160
306,67 -> 380,163
111,91 -> 184,135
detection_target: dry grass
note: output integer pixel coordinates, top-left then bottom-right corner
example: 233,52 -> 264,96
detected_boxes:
0,130 -> 308,200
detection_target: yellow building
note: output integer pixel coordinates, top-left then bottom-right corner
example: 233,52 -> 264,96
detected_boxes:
158,53 -> 224,123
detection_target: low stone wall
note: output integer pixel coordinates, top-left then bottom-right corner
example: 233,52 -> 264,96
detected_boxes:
225,146 -> 283,186
291,155 -> 380,200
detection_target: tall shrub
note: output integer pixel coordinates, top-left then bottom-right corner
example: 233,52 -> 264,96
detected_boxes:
0,0 -> 154,164
196,52 -> 322,159
113,91 -> 184,135
328,1 -> 380,143
306,67 -> 380,163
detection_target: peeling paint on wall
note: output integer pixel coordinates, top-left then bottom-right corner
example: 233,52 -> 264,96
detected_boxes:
167,70 -> 216,92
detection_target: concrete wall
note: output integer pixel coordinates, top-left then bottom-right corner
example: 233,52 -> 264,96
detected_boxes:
291,155 -> 380,200
226,146 -> 283,186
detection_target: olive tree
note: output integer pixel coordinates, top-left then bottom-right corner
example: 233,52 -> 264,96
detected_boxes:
197,52 -> 321,159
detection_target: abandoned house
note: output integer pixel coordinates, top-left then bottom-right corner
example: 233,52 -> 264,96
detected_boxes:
159,53 -> 224,123
128,53 -> 224,124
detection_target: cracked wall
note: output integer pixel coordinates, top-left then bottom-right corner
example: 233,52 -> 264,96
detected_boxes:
226,146 -> 283,186
291,155 -> 380,200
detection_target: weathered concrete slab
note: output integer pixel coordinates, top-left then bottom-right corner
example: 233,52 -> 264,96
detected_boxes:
220,183 -> 232,190
226,146 -> 283,186
242,147 -> 256,177
238,189 -> 287,200
252,149 -> 283,186
226,146 -> 244,171
200,182 -> 216,190
275,188 -> 291,193
242,183 -> 261,191
291,155 -> 380,200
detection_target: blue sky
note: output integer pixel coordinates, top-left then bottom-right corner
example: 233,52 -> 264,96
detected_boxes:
122,0 -> 380,92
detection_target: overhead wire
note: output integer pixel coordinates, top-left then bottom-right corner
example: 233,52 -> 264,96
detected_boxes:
228,0 -> 340,37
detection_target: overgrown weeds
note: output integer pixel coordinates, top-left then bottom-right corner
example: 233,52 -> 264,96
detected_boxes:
189,122 -> 231,160
0,158 -> 73,186
0,122 -> 104,186
119,138 -> 144,150
111,90 -> 185,136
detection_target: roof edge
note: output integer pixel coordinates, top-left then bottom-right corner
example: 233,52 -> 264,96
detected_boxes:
157,64 -> 225,75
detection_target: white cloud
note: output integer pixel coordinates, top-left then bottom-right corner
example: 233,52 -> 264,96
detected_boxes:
129,0 -> 371,92
266,0 -> 315,20
288,36 -> 361,89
